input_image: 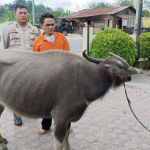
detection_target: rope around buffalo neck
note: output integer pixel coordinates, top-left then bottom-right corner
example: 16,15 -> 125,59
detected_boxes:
123,80 -> 150,132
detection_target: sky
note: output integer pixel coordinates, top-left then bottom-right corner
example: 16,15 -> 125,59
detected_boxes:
0,0 -> 113,12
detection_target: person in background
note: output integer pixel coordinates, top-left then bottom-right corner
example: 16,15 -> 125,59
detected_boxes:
80,21 -> 85,37
91,22 -> 94,34
33,12 -> 73,135
91,22 -> 94,28
1,4 -> 40,126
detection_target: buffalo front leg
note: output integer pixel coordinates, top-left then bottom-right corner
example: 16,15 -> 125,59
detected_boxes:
63,122 -> 71,150
54,122 -> 71,150
0,105 -> 7,150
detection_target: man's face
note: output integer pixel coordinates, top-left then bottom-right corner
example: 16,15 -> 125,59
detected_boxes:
14,8 -> 28,25
40,18 -> 55,36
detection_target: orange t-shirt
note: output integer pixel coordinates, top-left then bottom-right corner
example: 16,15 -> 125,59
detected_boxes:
33,32 -> 70,52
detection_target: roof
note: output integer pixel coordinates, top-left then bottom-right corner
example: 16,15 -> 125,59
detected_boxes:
63,6 -> 136,19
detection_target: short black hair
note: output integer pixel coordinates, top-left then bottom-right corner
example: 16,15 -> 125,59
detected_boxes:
40,12 -> 54,24
15,4 -> 27,12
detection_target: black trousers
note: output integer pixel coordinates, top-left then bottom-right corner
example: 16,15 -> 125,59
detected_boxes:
41,118 -> 52,130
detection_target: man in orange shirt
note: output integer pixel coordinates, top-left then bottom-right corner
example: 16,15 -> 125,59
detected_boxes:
33,13 -> 70,52
33,12 -> 72,135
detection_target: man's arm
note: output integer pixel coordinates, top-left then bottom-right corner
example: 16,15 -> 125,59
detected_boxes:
33,39 -> 40,52
63,35 -> 70,51
1,26 -> 10,49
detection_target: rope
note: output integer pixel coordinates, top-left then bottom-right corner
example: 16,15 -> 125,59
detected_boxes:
123,81 -> 150,132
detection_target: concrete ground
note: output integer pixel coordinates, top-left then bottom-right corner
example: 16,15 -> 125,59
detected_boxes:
66,33 -> 83,41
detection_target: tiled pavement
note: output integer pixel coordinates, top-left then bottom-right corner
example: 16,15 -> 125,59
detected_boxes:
1,70 -> 150,150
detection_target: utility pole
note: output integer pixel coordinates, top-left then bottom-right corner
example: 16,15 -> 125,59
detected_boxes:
136,0 -> 143,62
87,20 -> 90,55
134,0 -> 139,30
32,0 -> 35,25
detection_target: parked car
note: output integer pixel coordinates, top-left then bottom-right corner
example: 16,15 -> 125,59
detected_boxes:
34,18 -> 73,36
57,18 -> 73,36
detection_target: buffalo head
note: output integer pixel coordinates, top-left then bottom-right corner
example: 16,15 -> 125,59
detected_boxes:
82,50 -> 139,86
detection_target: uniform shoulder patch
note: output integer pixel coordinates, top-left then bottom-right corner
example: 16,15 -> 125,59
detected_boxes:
12,28 -> 16,32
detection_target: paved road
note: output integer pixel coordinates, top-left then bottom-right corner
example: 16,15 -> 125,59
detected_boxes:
67,33 -> 83,54
69,40 -> 83,53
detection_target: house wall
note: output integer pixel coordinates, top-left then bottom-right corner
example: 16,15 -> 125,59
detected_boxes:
115,8 -> 136,28
116,8 -> 136,16
68,7 -> 136,34
80,15 -> 114,34
112,16 -> 121,28
127,16 -> 136,27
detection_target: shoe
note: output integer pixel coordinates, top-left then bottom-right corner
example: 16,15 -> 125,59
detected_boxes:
14,115 -> 22,126
3,138 -> 8,144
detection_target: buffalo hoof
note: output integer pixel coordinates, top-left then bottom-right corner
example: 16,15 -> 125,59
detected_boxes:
3,138 -> 8,144
14,115 -> 22,126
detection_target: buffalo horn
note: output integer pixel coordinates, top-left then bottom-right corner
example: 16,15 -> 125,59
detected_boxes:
82,50 -> 104,64
109,52 -> 129,69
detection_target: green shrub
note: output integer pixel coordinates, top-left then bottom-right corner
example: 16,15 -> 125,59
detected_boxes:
140,32 -> 150,60
89,28 -> 137,65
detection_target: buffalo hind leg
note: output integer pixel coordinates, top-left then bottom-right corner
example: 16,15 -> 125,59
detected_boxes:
0,105 -> 8,150
64,122 -> 71,150
54,121 -> 71,150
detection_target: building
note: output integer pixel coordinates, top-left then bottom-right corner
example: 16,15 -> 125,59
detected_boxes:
142,17 -> 150,28
63,6 -> 136,34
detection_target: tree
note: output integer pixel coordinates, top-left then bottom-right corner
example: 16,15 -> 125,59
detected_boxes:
119,0 -> 133,6
113,0 -> 136,7
53,7 -> 65,18
26,0 -> 33,14
88,2 -> 113,9
13,0 -> 26,6
4,11 -> 15,21
142,0 -> 150,18
0,5 -> 7,16
34,4 -> 53,24
0,1 -> 71,24
144,0 -> 150,10
7,3 -> 15,12
64,10 -> 71,16
142,10 -> 150,17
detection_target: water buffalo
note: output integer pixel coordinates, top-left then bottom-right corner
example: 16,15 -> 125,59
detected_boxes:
0,49 -> 138,150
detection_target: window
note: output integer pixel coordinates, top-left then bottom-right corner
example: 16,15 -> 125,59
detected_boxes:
105,19 -> 112,28
108,20 -> 109,27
